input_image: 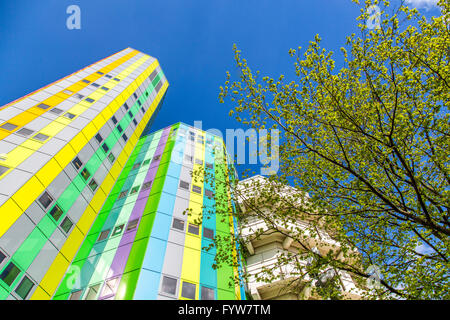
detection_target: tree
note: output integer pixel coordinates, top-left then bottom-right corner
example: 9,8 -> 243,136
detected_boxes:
206,0 -> 449,299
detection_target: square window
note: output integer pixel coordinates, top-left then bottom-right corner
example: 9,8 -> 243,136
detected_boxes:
142,181 -> 152,190
0,165 -> 9,177
113,78 -> 120,82
0,262 -> 21,286
126,219 -> 139,232
62,89 -> 73,95
0,250 -> 6,265
102,143 -> 110,153
72,157 -> 83,171
101,86 -> 109,91
188,224 -> 199,235
101,278 -> 119,297
111,116 -> 118,125
82,79 -> 90,84
60,217 -> 73,234
205,189 -> 214,198
111,224 -> 124,237
81,168 -> 91,181
97,230 -> 110,242
130,186 -> 139,195
152,155 -> 160,162
64,112 -> 76,119
201,286 -> 215,300
49,107 -> 63,115
132,119 -> 138,126
0,122 -> 18,131
14,276 -> 34,300
133,93 -> 138,99
117,125 -> 123,133
118,190 -> 128,199
49,204 -> 63,222
137,100 -> 142,106
192,185 -> 202,194
16,127 -> 34,137
141,107 -> 145,114
195,159 -> 203,165
132,162 -> 141,170
95,133 -> 103,143
75,93 -> 84,99
15,276 -> 34,299
85,284 -> 100,300
122,134 -> 128,142
181,282 -> 196,300
203,228 -> 214,240
107,152 -> 116,164
124,103 -> 129,111
206,163 -> 213,169
96,71 -> 104,75
69,290 -> 83,300
38,191 -> 53,209
172,218 -> 185,231
36,103 -> 50,110
185,155 -> 193,163
33,133 -> 49,141
128,111 -> 133,118
142,159 -> 150,166
161,276 -> 177,295
179,181 -> 189,190
85,98 -> 95,103
91,83 -> 100,88
105,74 -> 112,79
88,179 -> 98,192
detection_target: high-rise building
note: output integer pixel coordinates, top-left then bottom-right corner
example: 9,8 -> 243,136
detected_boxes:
0,48 -> 245,300
0,48 -> 168,299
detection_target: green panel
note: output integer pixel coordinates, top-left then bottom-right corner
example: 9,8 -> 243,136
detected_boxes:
38,215 -> 57,238
12,228 -> 47,270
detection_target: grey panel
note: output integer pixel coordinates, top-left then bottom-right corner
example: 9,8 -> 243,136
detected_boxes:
27,241 -> 59,283
48,225 -> 67,251
167,229 -> 186,246
47,171 -> 72,200
161,242 -> 184,277
16,151 -> 52,175
25,201 -> 47,226
0,168 -> 33,197
66,194 -> 89,224
0,213 -> 35,256
78,142 -> 96,165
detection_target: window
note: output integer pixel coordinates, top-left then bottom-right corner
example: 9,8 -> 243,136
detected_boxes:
181,282 -> 196,300
0,250 -> 6,265
0,165 -> 9,177
64,112 -> 76,119
184,155 -> 193,163
36,103 -> 50,110
161,276 -> 177,295
142,159 -> 150,166
101,143 -> 109,153
0,123 -> 17,131
82,79 -> 90,84
141,107 -> 145,114
15,276 -> 34,299
96,71 -> 104,75
101,278 -> 119,297
49,107 -> 63,115
128,111 -> 133,118
97,230 -> 110,242
85,98 -> 95,103
203,228 -> 214,240
172,218 -> 185,231
16,127 -> 34,137
141,181 -> 152,190
132,162 -> 141,170
33,133 -> 49,142
188,224 -> 199,235
179,181 -> 189,190
38,191 -> 53,209
62,89 -> 73,95
49,204 -> 63,222
192,185 -> 202,194
118,190 -> 128,199
152,155 -> 160,162
95,133 -> 103,143
124,103 -> 129,110
122,133 -> 128,142
72,157 -> 83,171
201,286 -> 215,300
0,262 -> 21,286
74,93 -> 84,100
105,74 -> 112,79
149,69 -> 158,80
133,93 -> 138,99
126,219 -> 139,232
195,159 -> 203,165
130,186 -> 139,195
81,168 -> 91,181
91,83 -> 100,88
111,116 -> 118,125
132,119 -> 138,126
137,100 -> 142,106
85,284 -> 100,300
60,217 -> 73,233
101,86 -> 109,91
88,179 -> 98,192
111,224 -> 124,237
117,125 -> 123,133
113,77 -> 120,81
107,152 -> 116,164
68,290 -> 83,300
206,162 -> 213,169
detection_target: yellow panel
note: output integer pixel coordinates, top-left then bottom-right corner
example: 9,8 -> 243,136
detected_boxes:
40,121 -> 66,137
12,176 -> 45,211
54,144 -> 77,169
90,187 -> 106,213
3,145 -> 35,167
76,205 -> 97,235
60,226 -> 85,261
30,286 -> 51,300
37,253 -> 70,298
35,158 -> 63,188
69,133 -> 88,154
80,122 -> 98,142
0,199 -> 23,238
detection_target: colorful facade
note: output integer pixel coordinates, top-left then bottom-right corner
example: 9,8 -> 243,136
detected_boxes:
0,48 -> 244,300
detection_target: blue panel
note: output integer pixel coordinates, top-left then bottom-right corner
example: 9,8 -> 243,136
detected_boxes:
141,236 -> 167,272
133,269 -> 161,300
150,213 -> 172,240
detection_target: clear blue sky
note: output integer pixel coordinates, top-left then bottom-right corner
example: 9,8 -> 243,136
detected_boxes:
0,0 -> 440,175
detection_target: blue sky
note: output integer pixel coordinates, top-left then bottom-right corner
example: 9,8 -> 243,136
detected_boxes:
0,0 -> 441,175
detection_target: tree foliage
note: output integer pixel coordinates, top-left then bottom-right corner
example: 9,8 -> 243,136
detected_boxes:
211,0 -> 449,299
